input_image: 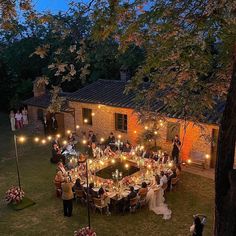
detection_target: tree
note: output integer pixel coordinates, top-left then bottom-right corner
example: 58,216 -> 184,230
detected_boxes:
90,1 -> 236,235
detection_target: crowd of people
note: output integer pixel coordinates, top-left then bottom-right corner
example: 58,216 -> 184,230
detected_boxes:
49,130 -> 206,234
9,107 -> 28,131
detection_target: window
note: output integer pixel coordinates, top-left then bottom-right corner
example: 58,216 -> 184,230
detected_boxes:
37,109 -> 44,121
166,122 -> 180,142
115,113 -> 127,132
82,108 -> 92,125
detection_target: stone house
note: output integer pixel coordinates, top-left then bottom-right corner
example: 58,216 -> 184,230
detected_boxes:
24,79 -> 224,169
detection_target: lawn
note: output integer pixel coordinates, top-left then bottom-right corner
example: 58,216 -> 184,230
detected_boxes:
0,113 -> 214,236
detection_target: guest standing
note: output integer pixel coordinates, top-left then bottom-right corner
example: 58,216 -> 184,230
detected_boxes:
42,115 -> 49,136
51,116 -> 58,134
15,110 -> 23,129
9,110 -> 15,131
190,214 -> 207,236
61,178 -> 74,217
22,107 -> 28,125
172,135 -> 181,164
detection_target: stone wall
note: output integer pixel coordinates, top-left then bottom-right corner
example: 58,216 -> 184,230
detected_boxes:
69,101 -> 218,167
69,101 -> 142,144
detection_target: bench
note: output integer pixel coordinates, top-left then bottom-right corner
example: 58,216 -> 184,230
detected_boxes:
190,151 -> 206,169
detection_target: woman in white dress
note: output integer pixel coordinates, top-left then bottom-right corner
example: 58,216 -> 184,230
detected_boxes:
146,175 -> 172,220
9,110 -> 15,131
22,107 -> 28,125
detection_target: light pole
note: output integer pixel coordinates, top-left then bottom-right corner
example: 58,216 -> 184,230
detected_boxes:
78,154 -> 91,229
13,134 -> 25,190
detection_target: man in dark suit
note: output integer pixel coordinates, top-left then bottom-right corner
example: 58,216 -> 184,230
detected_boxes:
51,116 -> 58,134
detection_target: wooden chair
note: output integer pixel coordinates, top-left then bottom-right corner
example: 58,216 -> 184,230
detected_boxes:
129,197 -> 139,213
93,197 -> 109,215
75,189 -> 85,204
171,177 -> 179,191
84,191 -> 95,211
138,192 -> 147,208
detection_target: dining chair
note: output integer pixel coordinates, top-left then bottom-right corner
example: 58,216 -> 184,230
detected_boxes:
129,197 -> 139,213
93,197 -> 109,215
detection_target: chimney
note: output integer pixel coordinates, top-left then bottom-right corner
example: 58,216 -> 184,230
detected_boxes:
33,77 -> 46,97
120,65 -> 130,82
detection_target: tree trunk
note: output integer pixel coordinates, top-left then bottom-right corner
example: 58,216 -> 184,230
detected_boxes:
215,47 -> 236,235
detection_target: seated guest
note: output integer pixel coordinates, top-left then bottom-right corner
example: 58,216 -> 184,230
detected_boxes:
122,186 -> 137,213
68,133 -> 75,143
88,130 -> 96,146
57,162 -> 67,176
107,132 -> 115,145
162,152 -> 169,164
122,141 -> 132,153
167,167 -> 177,189
54,171 -> 64,185
138,182 -> 148,197
73,178 -> 84,192
160,171 -> 168,187
152,152 -> 159,161
98,187 -> 111,214
87,182 -> 98,198
51,144 -> 65,164
142,149 -> 153,159
52,136 -> 60,148
127,186 -> 137,200
104,145 -> 115,156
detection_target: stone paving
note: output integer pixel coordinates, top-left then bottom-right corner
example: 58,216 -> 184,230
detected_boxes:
182,165 -> 215,180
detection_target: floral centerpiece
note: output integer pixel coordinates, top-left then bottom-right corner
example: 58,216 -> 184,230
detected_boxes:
122,176 -> 133,186
103,179 -> 113,188
74,227 -> 96,236
5,186 -> 24,204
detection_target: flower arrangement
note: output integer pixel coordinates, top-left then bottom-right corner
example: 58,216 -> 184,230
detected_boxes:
122,176 -> 133,186
74,227 -> 96,236
5,186 -> 24,204
103,179 -> 113,188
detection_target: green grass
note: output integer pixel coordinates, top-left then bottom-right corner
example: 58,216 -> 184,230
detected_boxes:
0,113 -> 214,236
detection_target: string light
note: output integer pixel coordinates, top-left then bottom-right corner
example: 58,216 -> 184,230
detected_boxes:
91,112 -> 95,116
111,159 -> 115,164
76,125 -> 80,129
84,119 -> 88,123
47,136 -> 52,141
63,140 -> 67,145
205,154 -> 210,159
34,137 -> 39,142
18,136 -> 25,143
134,130 -> 137,134
144,126 -> 148,130
125,163 -> 129,169
41,139 -> 46,144
98,105 -> 101,109
56,134 -> 61,138
154,131 -> 158,135
82,139 -> 87,144
187,159 -> 191,164
168,162 -> 173,167
118,134 -> 121,139
67,130 -> 71,134
100,137 -> 104,143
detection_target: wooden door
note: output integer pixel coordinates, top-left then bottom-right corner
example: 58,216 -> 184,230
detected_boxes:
55,113 -> 65,136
